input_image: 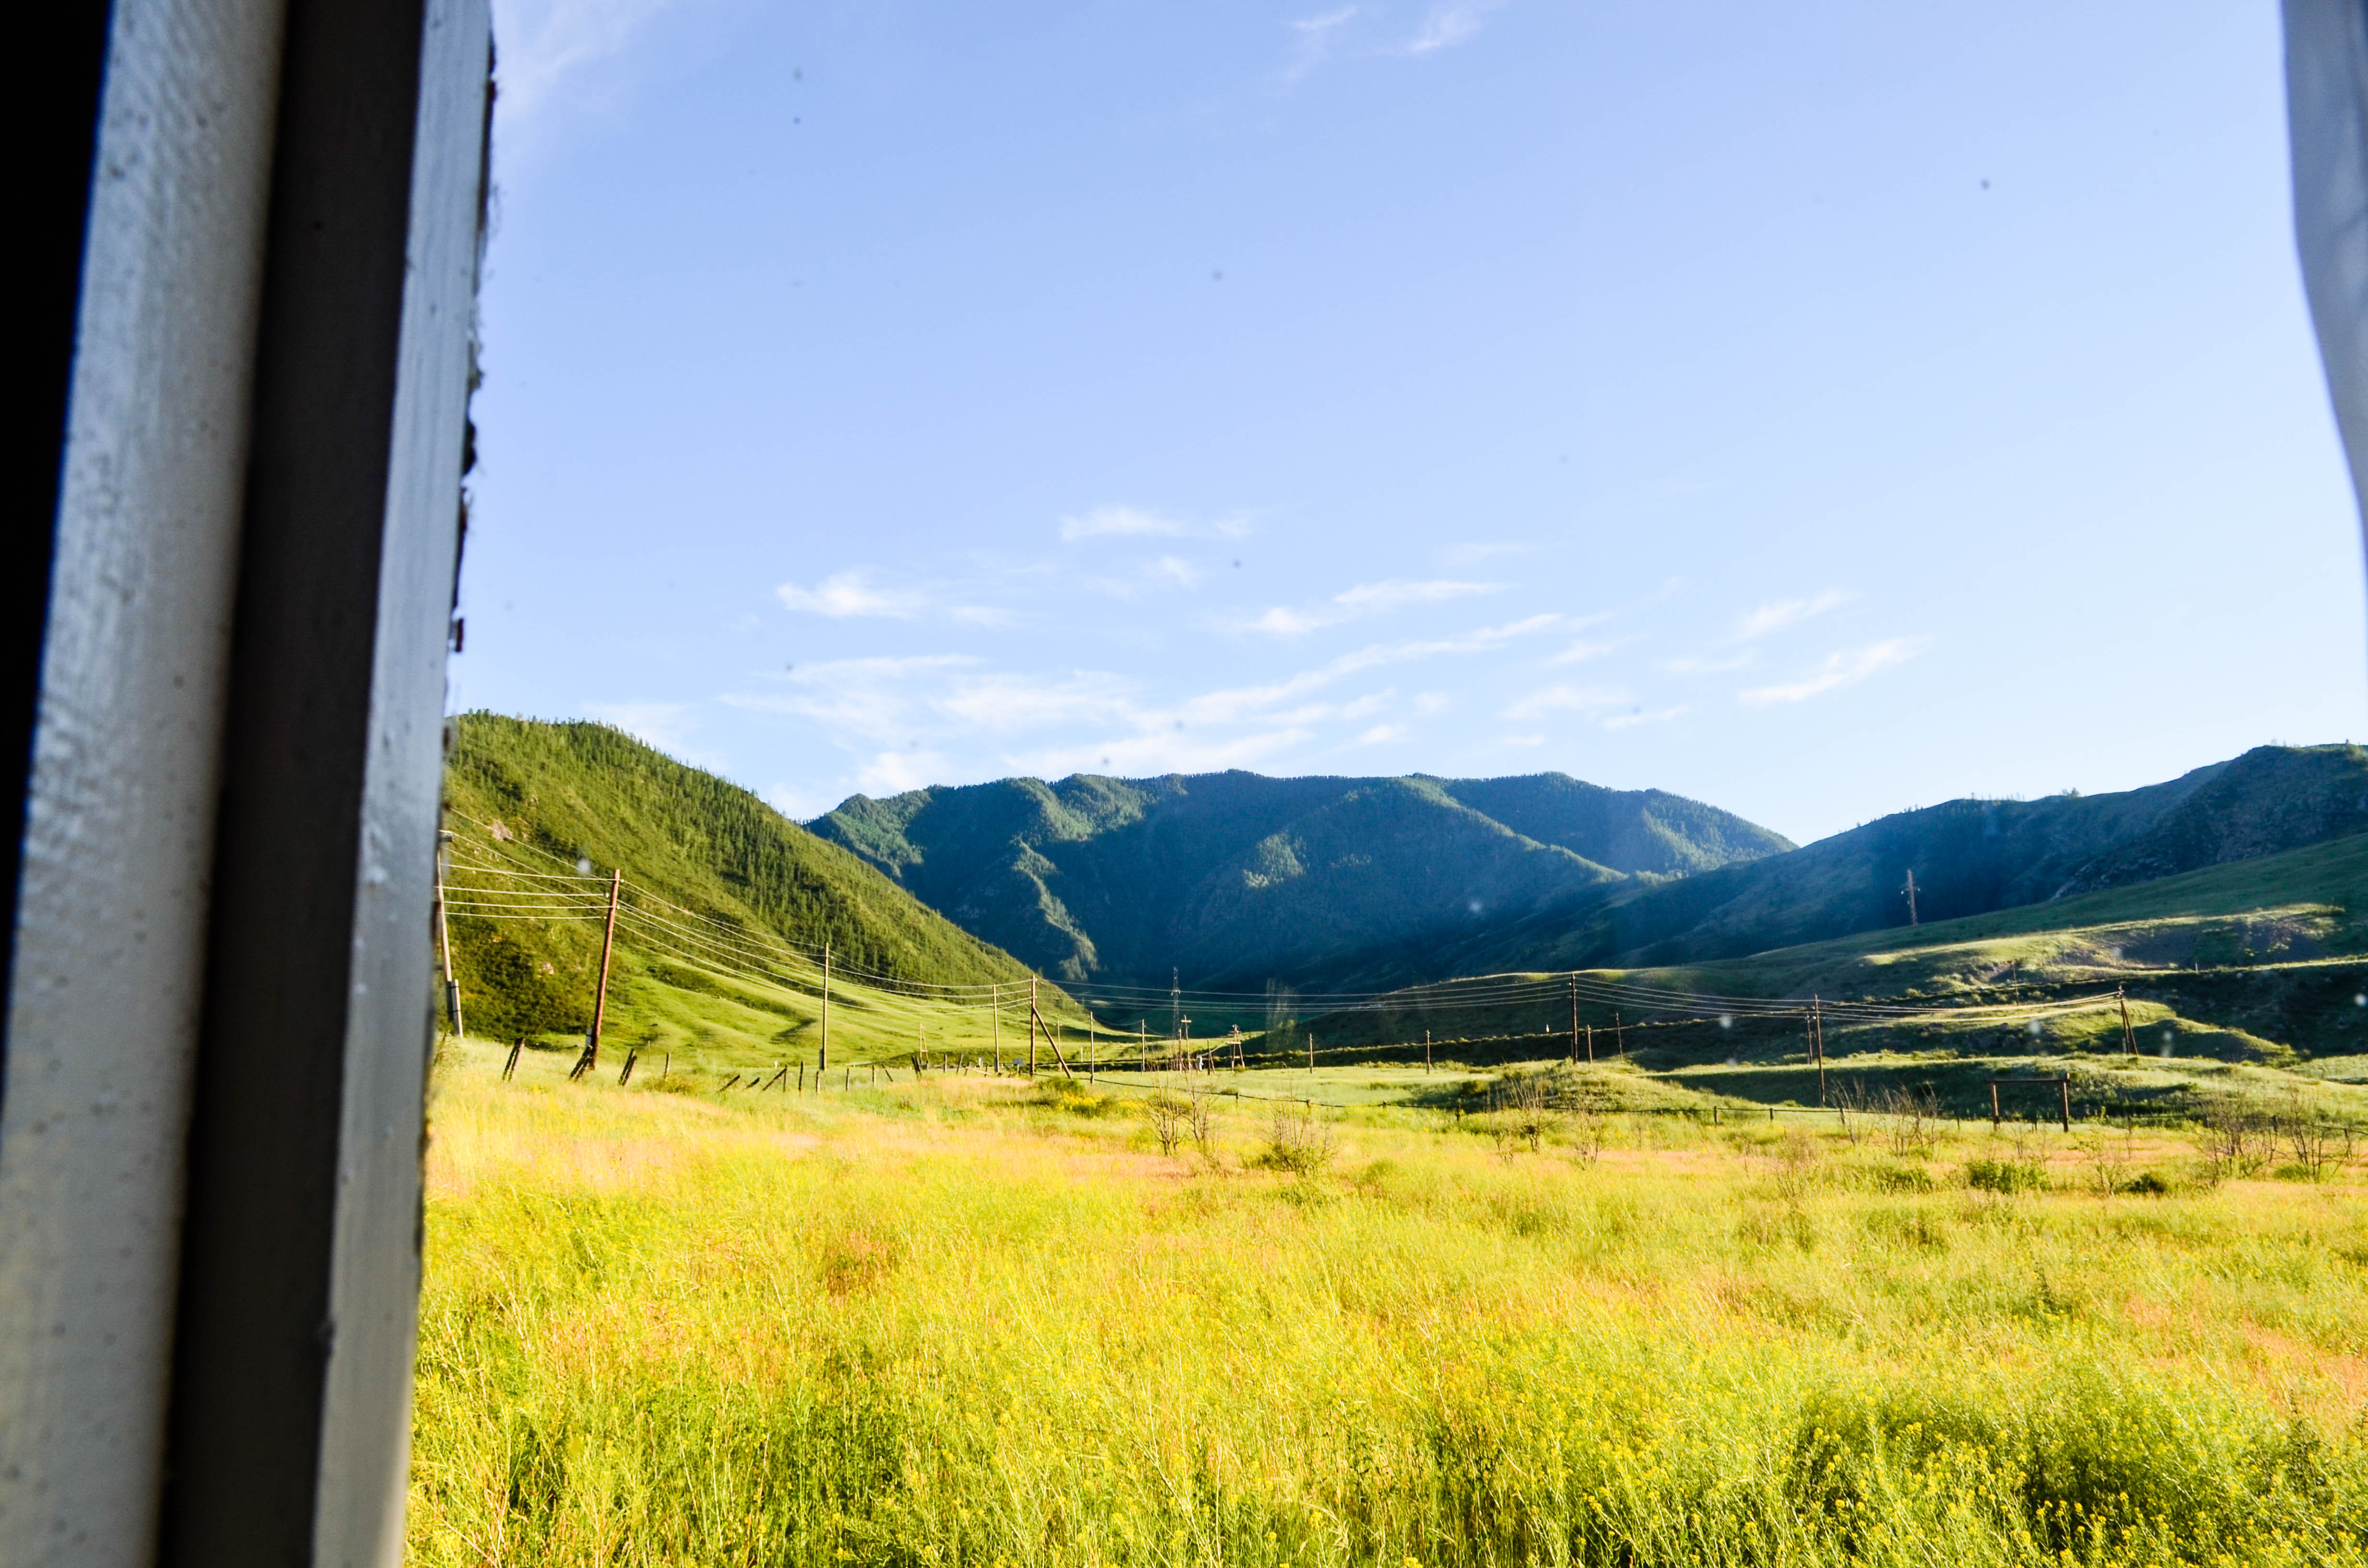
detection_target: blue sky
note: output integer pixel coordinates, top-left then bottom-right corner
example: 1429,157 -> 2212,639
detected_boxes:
459,0 -> 2367,845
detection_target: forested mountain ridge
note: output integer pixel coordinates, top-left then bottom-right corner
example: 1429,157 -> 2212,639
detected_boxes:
812,746 -> 2368,996
808,769 -> 1794,990
1409,743 -> 2368,981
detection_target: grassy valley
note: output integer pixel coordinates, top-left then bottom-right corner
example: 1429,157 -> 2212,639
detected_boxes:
418,720 -> 2368,1566
411,1043 -> 2368,1567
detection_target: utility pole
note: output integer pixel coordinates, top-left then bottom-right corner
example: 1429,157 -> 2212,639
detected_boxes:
435,844 -> 462,1038
819,940 -> 831,1074
1027,981 -> 1074,1077
1812,994 -> 1826,1107
1569,975 -> 1578,1063
576,867 -> 622,1078
1902,869 -> 1919,926
2117,986 -> 2137,1057
991,983 -> 999,1068
1615,1009 -> 1624,1060
1425,1029 -> 1432,1073
1307,1031 -> 1315,1073
1171,967 -> 1181,1043
1586,1023 -> 1594,1064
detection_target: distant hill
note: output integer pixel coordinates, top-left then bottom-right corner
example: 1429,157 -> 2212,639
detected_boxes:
442,715 -> 1048,1050
1418,744 -> 2368,982
807,771 -> 1793,991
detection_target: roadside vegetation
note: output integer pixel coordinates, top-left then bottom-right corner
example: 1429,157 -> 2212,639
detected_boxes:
409,1041 -> 2368,1567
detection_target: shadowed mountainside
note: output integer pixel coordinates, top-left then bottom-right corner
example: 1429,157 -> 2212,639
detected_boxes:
809,771 -> 1794,990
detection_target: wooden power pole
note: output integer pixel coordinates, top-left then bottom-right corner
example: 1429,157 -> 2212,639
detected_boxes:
435,850 -> 461,1039
576,867 -> 622,1078
1812,994 -> 1826,1107
1029,976 -> 1039,1075
818,941 -> 830,1074
1569,975 -> 1579,1062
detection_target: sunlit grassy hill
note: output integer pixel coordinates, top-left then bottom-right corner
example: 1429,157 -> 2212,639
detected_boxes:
1270,835 -> 2368,1122
441,715 -> 1085,1072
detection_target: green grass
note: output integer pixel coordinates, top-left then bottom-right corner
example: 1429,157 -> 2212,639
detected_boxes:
409,1041 -> 2368,1567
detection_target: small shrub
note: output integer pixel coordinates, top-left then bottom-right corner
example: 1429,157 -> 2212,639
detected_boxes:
1873,1163 -> 1936,1193
1258,1102 -> 1337,1176
1032,1077 -> 1117,1118
1965,1156 -> 2046,1194
2120,1170 -> 2172,1195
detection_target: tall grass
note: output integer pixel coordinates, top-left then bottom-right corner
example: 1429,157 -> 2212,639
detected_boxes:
410,1052 -> 2368,1566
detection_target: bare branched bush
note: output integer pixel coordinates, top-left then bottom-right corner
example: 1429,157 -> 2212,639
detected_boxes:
1262,1101 -> 1337,1176
1144,1091 -> 1190,1158
1188,1088 -> 1221,1164
2080,1117 -> 2138,1196
2194,1093 -> 2268,1182
2276,1086 -> 2348,1179
1831,1080 -> 1870,1147
1567,1104 -> 1607,1171
1878,1086 -> 1942,1159
1485,1070 -> 1565,1154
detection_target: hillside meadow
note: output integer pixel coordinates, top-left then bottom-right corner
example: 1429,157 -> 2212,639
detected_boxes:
410,1041 -> 2368,1567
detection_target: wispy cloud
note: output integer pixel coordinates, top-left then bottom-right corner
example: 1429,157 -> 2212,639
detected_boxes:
1251,578 -> 1503,635
1661,650 -> 1755,674
1355,723 -> 1409,745
1549,638 -> 1619,665
1603,704 -> 1689,730
854,748 -> 953,799
1733,588 -> 1850,642
584,700 -> 724,767
776,571 -> 1013,625
930,670 -> 1137,734
724,654 -> 978,741
1059,505 -> 1247,542
1502,684 -> 1632,721
1438,540 -> 1530,566
777,572 -> 925,619
1284,5 -> 1359,81
1738,639 -> 1926,706
1396,0 -> 1505,55
492,0 -> 694,126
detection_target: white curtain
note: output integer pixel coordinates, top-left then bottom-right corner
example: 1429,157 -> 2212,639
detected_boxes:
2287,0 -> 2368,606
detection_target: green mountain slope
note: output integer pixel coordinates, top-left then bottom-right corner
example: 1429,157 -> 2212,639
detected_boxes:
441,715 -> 1058,1063
809,769 -> 1792,990
1416,744 -> 2368,982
